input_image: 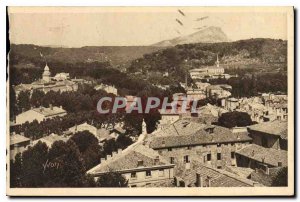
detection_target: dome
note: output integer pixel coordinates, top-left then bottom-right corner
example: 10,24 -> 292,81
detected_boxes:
44,64 -> 50,71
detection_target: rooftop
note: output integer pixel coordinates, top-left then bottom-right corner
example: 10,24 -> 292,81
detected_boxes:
147,124 -> 252,149
177,161 -> 259,187
10,134 -> 30,145
87,144 -> 174,175
248,120 -> 288,139
32,106 -> 66,117
235,144 -> 287,167
32,133 -> 69,148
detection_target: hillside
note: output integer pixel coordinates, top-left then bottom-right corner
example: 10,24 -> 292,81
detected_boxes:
128,38 -> 287,85
152,26 -> 230,47
9,44 -> 164,69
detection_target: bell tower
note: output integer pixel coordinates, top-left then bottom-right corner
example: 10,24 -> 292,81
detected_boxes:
216,54 -> 220,68
42,63 -> 51,82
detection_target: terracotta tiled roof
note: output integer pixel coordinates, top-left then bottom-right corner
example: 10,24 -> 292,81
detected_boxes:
235,144 -> 287,167
148,125 -> 251,149
248,120 -> 287,139
32,133 -> 69,148
177,161 -> 259,187
87,144 -> 174,175
32,106 -> 66,117
10,134 -> 30,145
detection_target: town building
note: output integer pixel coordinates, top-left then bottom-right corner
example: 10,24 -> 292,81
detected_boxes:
68,122 -> 115,143
53,72 -> 70,81
145,119 -> 252,170
174,160 -> 260,187
10,133 -> 31,160
206,84 -> 232,99
94,83 -> 118,95
235,144 -> 287,170
87,144 -> 175,187
15,105 -> 67,125
13,64 -> 79,97
247,120 -> 287,150
189,55 -> 225,80
32,133 -> 69,148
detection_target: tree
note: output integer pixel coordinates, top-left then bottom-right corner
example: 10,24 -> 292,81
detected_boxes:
20,141 -> 49,187
45,140 -> 88,187
217,111 -> 253,128
17,91 -> 31,112
9,87 -> 17,120
69,131 -> 102,170
272,167 -> 288,187
30,90 -> 45,107
10,153 -> 22,187
96,172 -> 128,187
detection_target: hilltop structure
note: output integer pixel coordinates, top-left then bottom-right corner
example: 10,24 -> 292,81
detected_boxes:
13,63 -> 80,96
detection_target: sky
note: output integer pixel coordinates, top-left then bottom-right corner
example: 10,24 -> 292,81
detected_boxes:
8,7 -> 288,47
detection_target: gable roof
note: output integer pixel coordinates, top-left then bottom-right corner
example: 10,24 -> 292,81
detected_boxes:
32,133 -> 69,148
87,144 -> 174,175
248,120 -> 288,139
31,106 -> 66,117
10,134 -> 30,145
177,161 -> 259,187
235,144 -> 287,167
148,125 -> 252,149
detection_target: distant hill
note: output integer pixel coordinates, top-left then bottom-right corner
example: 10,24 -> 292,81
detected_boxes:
152,26 -> 230,47
9,44 -> 165,68
129,38 -> 287,85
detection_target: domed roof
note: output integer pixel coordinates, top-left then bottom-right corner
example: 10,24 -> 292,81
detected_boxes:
44,64 -> 50,71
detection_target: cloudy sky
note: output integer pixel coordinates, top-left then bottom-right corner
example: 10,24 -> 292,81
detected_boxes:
8,7 -> 288,47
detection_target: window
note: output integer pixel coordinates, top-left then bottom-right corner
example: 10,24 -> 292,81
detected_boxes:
187,146 -> 192,150
184,155 -> 190,163
131,172 -> 137,178
217,153 -> 221,160
231,143 -> 235,146
217,166 -> 222,169
131,185 -> 137,188
231,152 -> 235,159
170,157 -> 175,164
168,148 -> 172,151
146,170 -> 152,177
217,143 -> 221,147
146,183 -> 151,186
207,153 -> 211,161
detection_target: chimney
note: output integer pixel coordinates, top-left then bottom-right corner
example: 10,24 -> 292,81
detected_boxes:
265,166 -> 270,175
154,156 -> 160,165
106,154 -> 112,160
39,106 -> 43,112
112,151 -> 117,157
196,173 -> 203,187
100,158 -> 106,163
207,177 -> 211,187
137,160 -> 144,167
49,104 -> 53,110
117,148 -> 122,154
162,140 -> 166,147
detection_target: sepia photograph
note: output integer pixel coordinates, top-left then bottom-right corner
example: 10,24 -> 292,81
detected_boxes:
6,6 -> 294,196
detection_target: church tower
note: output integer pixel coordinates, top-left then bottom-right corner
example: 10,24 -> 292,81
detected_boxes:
42,63 -> 51,82
216,54 -> 220,68
142,119 -> 147,134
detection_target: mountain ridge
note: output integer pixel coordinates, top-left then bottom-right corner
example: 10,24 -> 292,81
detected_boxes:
152,26 -> 230,47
